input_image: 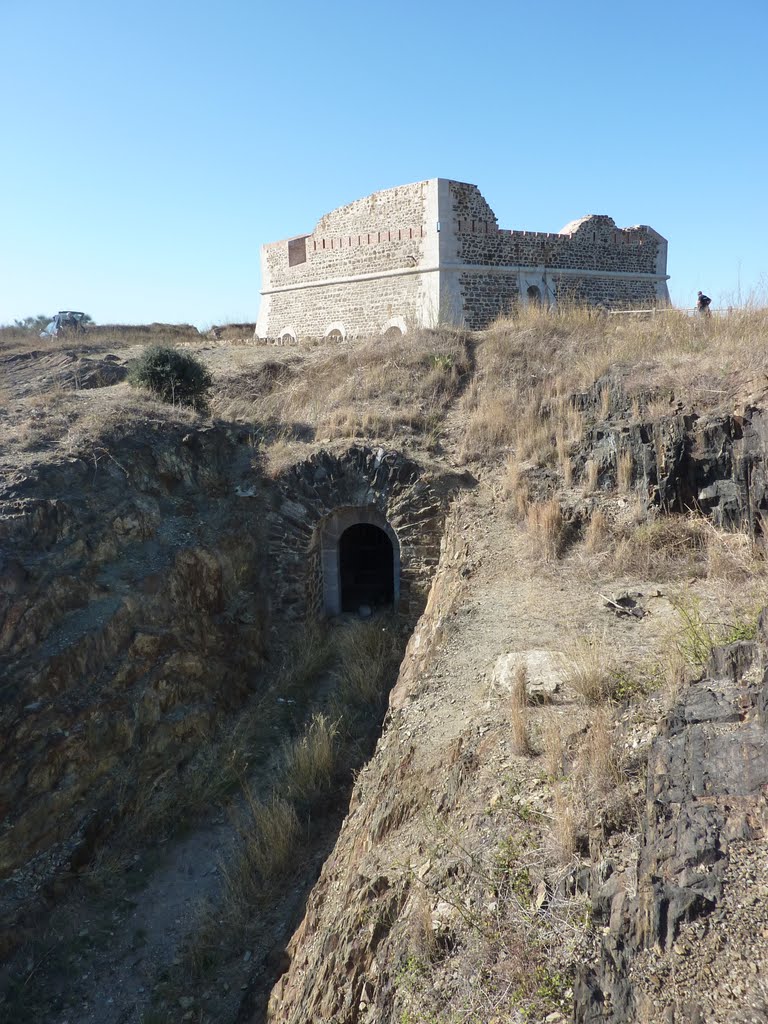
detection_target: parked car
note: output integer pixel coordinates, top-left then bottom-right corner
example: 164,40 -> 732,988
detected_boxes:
40,311 -> 89,338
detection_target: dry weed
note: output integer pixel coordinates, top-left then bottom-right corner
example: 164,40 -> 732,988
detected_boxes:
509,664 -> 531,756
551,786 -> 579,864
501,456 -> 530,518
541,717 -> 566,779
584,508 -> 611,553
705,518 -> 766,580
225,793 -> 300,907
526,497 -> 566,561
616,450 -> 633,493
581,709 -> 623,794
563,630 -> 617,704
583,459 -> 599,493
612,514 -> 708,579
282,713 -> 338,804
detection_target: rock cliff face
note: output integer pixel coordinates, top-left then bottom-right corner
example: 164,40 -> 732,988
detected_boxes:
571,376 -> 768,529
575,624 -> 768,1023
0,425 -> 268,898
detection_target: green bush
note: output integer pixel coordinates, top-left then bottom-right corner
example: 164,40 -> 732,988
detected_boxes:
129,345 -> 212,410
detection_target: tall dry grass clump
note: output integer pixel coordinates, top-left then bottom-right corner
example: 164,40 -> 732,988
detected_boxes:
584,508 -> 611,553
526,498 -> 566,560
541,716 -> 566,779
509,663 -> 532,756
563,630 -> 618,704
501,456 -> 530,518
334,618 -> 397,707
225,792 -> 300,908
582,459 -> 599,493
580,709 -> 624,794
282,713 -> 338,804
616,450 -> 633,493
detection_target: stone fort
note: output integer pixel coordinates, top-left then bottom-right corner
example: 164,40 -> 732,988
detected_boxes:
255,178 -> 669,341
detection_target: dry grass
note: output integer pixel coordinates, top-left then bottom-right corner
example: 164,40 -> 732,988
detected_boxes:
541,717 -> 566,779
334,618 -> 398,707
0,321 -> 200,358
210,327 -> 471,444
526,497 -> 566,561
282,713 -> 338,804
456,304 -> 768,466
582,459 -> 599,492
616,449 -> 633,493
580,709 -> 623,794
501,456 -> 530,518
563,630 -> 618,704
583,508 -> 610,552
551,786 -> 579,863
509,664 -> 532,756
225,793 -> 301,904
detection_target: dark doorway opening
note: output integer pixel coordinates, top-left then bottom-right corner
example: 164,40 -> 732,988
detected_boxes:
527,284 -> 542,305
339,523 -> 394,613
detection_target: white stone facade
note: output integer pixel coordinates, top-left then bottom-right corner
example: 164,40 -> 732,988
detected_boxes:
255,179 -> 670,340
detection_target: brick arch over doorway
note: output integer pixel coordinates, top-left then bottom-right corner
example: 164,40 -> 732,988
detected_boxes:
270,446 -> 444,621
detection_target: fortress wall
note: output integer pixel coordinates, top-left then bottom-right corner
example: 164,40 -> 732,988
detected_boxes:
263,270 -> 427,339
445,181 -> 498,225
552,274 -> 660,308
455,224 -> 661,275
257,179 -> 670,338
457,272 -> 519,329
265,231 -> 425,288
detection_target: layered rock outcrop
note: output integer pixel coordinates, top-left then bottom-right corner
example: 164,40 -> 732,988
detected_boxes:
575,622 -> 768,1023
575,383 -> 768,529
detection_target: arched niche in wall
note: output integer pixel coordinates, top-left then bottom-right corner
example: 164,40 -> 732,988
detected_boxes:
279,326 -> 297,345
324,322 -> 347,342
315,506 -> 401,617
382,316 -> 407,339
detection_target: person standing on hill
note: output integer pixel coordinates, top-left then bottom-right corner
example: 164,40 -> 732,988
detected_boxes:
697,291 -> 712,317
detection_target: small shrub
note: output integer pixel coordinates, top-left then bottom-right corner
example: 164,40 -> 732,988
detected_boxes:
128,345 -> 212,409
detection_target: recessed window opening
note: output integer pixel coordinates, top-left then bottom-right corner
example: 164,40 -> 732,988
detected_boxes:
339,523 -> 394,613
288,237 -> 307,267
527,285 -> 542,305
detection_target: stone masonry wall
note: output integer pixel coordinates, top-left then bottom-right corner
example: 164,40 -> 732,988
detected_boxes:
256,179 -> 669,338
265,272 -> 426,339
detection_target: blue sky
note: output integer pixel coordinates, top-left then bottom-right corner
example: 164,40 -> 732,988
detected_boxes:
1,0 -> 766,327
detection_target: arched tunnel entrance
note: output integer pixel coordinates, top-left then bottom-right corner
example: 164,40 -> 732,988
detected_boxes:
316,507 -> 401,617
339,523 -> 394,612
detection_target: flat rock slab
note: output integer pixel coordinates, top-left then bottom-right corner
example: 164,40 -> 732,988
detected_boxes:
490,649 -> 566,703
